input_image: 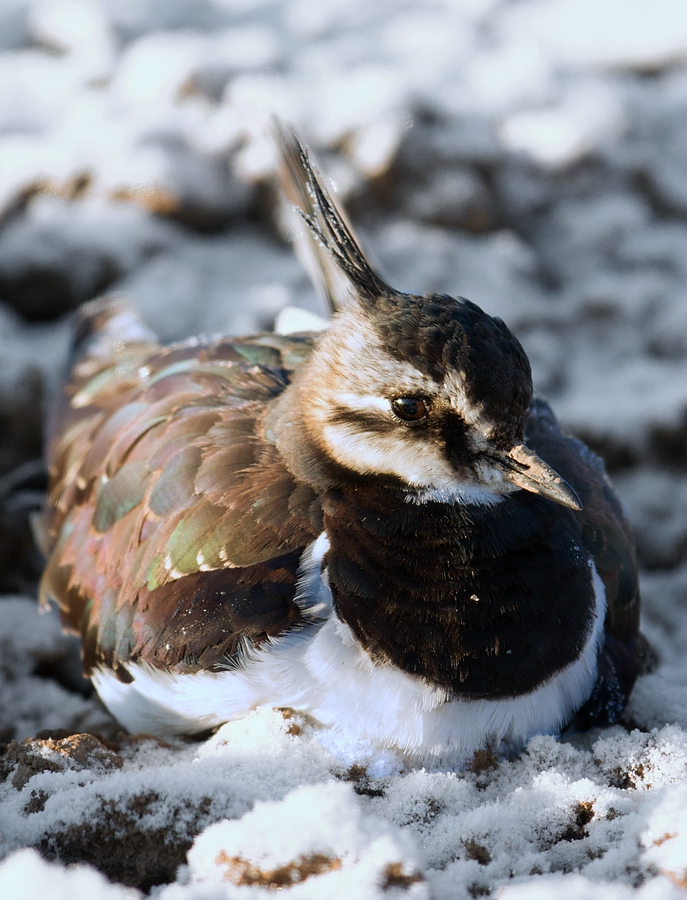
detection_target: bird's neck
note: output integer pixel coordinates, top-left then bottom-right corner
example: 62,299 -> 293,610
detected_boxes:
321,482 -> 595,699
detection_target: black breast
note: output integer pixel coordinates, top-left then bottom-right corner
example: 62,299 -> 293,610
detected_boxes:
322,485 -> 596,699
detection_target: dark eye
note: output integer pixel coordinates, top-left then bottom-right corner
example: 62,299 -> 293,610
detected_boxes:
391,397 -> 429,422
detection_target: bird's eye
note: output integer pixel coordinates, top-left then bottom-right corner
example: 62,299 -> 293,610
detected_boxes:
391,397 -> 429,422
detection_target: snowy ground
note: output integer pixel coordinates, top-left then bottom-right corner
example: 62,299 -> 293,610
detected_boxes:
2,0 -> 687,897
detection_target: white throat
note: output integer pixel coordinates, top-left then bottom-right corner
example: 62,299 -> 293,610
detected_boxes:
404,483 -> 506,506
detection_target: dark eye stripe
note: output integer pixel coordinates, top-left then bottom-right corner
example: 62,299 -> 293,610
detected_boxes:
331,405 -> 397,434
391,398 -> 428,422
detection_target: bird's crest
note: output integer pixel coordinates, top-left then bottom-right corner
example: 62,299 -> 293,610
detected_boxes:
273,122 -> 388,312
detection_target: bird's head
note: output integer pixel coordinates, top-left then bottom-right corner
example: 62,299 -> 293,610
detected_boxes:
272,128 -> 581,510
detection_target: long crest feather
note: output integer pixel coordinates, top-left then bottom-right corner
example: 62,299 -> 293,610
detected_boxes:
273,121 -> 387,312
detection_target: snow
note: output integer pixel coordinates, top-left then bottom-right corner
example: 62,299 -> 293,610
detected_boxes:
1,0 -> 687,897
0,849 -> 140,900
5,704 -> 687,897
118,228 -> 316,342
0,597 -> 111,740
183,782 -> 427,898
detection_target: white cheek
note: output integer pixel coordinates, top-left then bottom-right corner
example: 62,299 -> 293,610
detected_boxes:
443,371 -> 495,442
331,393 -> 391,413
321,422 -> 457,487
474,458 -> 511,487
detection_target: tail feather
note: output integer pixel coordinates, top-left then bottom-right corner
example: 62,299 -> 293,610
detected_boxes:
273,122 -> 386,312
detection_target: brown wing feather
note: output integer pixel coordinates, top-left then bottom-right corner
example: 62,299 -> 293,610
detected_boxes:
39,299 -> 323,678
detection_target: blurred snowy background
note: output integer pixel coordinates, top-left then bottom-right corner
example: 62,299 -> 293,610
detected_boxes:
2,0 -> 687,897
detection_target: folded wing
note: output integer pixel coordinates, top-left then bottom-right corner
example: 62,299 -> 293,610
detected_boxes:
39,298 -> 323,680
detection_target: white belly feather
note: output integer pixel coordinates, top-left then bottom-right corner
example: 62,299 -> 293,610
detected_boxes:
93,533 -> 606,761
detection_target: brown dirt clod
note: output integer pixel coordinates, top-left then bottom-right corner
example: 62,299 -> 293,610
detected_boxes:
464,840 -> 492,865
470,747 -> 498,774
4,732 -> 124,789
381,861 -> 425,891
216,850 -> 343,887
653,832 -> 678,847
560,800 -> 595,842
345,764 -> 386,798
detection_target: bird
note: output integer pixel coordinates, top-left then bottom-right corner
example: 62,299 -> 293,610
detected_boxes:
36,128 -> 650,762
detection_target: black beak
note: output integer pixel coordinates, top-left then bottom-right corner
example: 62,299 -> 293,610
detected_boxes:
488,443 -> 582,511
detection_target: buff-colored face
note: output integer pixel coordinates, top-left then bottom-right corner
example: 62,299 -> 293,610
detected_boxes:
297,306 -> 581,510
300,308 -> 506,501
272,128 -> 580,510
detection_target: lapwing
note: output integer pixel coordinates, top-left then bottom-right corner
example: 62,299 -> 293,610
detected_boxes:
37,129 -> 649,760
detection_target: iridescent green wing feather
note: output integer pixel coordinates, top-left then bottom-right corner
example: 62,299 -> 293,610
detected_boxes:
39,299 -> 323,677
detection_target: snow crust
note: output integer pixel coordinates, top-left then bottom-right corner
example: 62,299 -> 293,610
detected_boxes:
1,0 -> 687,898
184,782 -> 427,898
0,849 -> 140,900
